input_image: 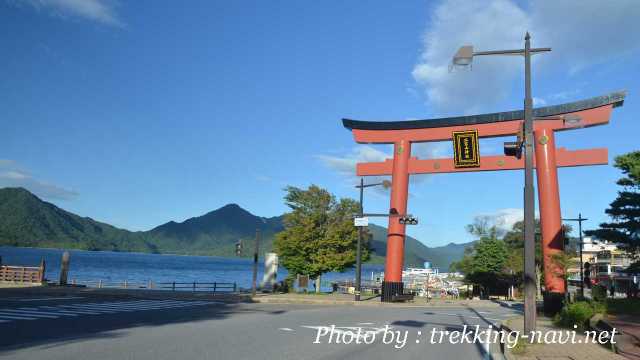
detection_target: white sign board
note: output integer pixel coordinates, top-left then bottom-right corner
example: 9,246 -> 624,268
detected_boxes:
354,217 -> 369,227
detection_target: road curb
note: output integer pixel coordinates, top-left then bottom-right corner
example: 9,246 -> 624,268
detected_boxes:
251,296 -> 503,308
590,313 -> 640,359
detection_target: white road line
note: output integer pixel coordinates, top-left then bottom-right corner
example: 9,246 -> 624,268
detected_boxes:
278,328 -> 294,331
0,314 -> 38,321
61,301 -> 174,309
18,307 -> 83,316
58,305 -> 119,313
60,305 -> 143,312
0,319 -> 10,323
16,297 -> 85,302
429,313 -> 503,322
60,301 -> 211,312
38,306 -> 102,315
301,325 -> 388,339
0,309 -> 64,319
0,311 -> 56,319
357,322 -> 375,325
71,301 -> 198,310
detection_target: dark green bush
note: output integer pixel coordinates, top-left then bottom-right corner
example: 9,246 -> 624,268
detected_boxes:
553,301 -> 595,331
605,298 -> 640,316
592,285 -> 607,302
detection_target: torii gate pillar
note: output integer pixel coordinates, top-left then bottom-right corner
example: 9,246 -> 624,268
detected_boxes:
534,128 -> 566,297
382,139 -> 411,301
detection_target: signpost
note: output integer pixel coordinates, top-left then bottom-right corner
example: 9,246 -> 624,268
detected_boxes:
453,129 -> 480,168
354,217 -> 369,227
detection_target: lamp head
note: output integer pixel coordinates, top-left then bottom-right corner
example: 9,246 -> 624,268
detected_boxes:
452,45 -> 474,66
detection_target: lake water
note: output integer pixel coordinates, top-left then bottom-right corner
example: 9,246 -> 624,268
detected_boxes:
0,247 -> 384,292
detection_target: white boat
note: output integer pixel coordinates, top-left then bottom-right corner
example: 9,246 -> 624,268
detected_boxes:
403,267 -> 436,276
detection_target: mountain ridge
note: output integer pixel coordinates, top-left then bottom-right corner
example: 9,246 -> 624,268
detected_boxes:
0,187 -> 471,269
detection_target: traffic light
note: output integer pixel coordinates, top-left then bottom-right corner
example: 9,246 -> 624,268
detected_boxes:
504,122 -> 524,159
399,216 -> 418,225
503,142 -> 522,158
583,262 -> 591,288
235,241 -> 243,256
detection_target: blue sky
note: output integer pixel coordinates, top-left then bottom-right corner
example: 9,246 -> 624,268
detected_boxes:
1,0 -> 639,247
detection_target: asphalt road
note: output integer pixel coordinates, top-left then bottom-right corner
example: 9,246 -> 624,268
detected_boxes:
0,290 -> 522,360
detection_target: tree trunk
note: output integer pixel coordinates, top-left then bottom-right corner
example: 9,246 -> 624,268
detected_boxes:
315,275 -> 321,294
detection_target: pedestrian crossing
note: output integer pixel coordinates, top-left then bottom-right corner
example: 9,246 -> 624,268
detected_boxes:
0,299 -> 217,323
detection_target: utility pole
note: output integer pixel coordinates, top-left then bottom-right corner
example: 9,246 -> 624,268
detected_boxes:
563,213 -> 588,299
354,179 -> 391,301
251,229 -> 260,297
451,34 -> 551,332
355,178 -> 364,301
522,32 -> 537,334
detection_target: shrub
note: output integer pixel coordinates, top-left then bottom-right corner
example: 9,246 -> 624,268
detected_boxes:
553,301 -> 595,331
592,285 -> 607,302
605,298 -> 640,316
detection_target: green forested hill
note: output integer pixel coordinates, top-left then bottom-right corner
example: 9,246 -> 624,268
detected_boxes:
0,187 -> 471,268
0,187 -> 152,252
147,203 -> 284,257
367,224 -> 472,270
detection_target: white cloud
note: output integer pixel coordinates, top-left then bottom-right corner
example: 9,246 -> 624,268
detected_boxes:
485,208 -> 524,233
254,174 -> 272,182
412,0 -> 529,115
18,0 -> 125,27
316,143 -> 448,195
413,0 -> 640,114
0,160 -> 78,200
532,97 -> 546,106
316,145 -> 391,178
531,0 -> 640,74
474,207 -> 543,235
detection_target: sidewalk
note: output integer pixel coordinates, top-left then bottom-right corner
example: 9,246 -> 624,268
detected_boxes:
606,314 -> 640,359
502,316 -> 626,360
251,292 -> 503,307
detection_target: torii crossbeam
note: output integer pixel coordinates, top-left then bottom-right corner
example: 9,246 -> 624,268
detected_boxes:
342,91 -> 626,302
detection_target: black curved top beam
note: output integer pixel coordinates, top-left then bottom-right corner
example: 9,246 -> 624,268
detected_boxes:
342,91 -> 626,131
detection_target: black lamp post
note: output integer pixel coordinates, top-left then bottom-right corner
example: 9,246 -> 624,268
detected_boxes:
452,32 -> 550,333
563,213 -> 588,299
354,178 -> 390,301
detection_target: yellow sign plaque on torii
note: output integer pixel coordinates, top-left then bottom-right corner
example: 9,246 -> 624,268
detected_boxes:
452,129 -> 480,168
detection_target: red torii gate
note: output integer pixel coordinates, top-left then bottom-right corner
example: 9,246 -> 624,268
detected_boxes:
342,91 -> 626,302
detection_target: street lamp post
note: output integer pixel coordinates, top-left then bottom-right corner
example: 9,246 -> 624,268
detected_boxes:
355,178 -> 390,301
563,213 -> 588,299
452,32 -> 550,333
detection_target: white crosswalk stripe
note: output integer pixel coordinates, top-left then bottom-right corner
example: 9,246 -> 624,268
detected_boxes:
0,314 -> 39,321
0,299 -> 217,323
0,310 -> 59,318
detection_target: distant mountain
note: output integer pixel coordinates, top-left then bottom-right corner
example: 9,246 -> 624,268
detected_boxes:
0,187 -> 472,269
367,224 -> 471,270
148,203 -> 283,257
0,187 -> 153,253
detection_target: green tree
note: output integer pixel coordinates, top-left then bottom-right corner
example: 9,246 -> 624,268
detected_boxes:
586,151 -> 640,255
273,185 -> 369,292
454,218 -> 512,298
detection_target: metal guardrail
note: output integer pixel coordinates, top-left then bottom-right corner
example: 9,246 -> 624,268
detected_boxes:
157,282 -> 237,294
68,279 -> 238,294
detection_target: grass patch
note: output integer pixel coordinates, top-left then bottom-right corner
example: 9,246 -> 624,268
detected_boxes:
510,337 -> 528,355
